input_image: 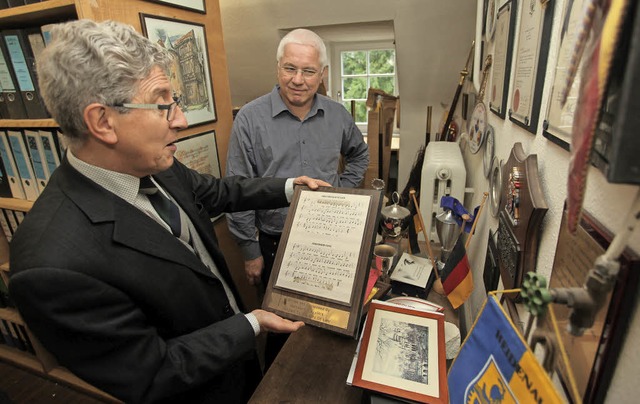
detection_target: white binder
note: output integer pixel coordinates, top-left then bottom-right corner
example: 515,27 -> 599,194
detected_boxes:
0,130 -> 26,199
24,129 -> 48,190
37,129 -> 61,178
6,130 -> 39,201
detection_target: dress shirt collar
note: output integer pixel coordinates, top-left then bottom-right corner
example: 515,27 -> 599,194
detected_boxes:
66,149 -> 141,205
270,85 -> 325,120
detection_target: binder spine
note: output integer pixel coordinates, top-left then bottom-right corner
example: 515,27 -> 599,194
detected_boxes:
0,130 -> 25,199
24,129 -> 48,189
6,130 -> 40,201
0,35 -> 27,119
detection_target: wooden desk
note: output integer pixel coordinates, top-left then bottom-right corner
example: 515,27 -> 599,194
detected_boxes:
250,290 -> 457,403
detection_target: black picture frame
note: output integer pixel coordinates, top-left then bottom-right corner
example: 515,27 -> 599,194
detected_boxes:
140,14 -> 217,127
144,0 -> 206,14
489,0 -> 517,120
508,0 -> 555,133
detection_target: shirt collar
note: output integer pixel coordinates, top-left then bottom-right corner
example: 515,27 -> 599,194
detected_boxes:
67,149 -> 141,204
270,84 -> 325,120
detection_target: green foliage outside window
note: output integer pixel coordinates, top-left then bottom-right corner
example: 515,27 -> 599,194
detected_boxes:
340,48 -> 396,125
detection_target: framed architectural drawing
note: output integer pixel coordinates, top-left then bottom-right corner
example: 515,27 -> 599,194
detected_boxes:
543,0 -> 586,150
353,300 -> 447,403
145,0 -> 206,13
489,0 -> 516,119
140,14 -> 217,127
508,0 -> 554,133
263,187 -> 383,337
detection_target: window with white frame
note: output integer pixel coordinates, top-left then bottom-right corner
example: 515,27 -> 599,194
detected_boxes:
330,42 -> 397,130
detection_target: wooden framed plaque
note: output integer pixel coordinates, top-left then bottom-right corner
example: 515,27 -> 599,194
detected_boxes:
508,0 -> 554,133
263,186 -> 383,337
542,206 -> 639,403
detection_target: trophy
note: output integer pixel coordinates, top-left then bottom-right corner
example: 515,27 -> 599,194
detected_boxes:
435,208 -> 462,272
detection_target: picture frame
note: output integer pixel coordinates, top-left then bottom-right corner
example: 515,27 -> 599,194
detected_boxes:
263,187 -> 383,337
352,300 -> 448,403
144,0 -> 206,14
542,0 -> 586,151
542,205 -> 640,403
174,130 -> 222,221
508,0 -> 554,133
140,14 -> 216,127
489,0 -> 517,119
174,130 -> 221,178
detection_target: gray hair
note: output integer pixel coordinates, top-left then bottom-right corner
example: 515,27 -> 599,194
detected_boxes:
276,29 -> 327,69
36,19 -> 172,142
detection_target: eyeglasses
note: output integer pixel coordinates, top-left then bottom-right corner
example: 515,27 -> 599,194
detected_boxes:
278,64 -> 320,79
111,95 -> 182,121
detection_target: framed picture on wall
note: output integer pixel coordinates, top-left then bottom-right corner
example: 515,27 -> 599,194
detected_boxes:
489,0 -> 516,120
174,130 -> 221,178
508,0 -> 554,133
140,14 -> 217,127
542,0 -> 587,151
144,0 -> 206,14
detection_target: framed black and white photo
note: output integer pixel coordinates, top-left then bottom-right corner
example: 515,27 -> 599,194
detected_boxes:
140,14 -> 216,127
145,0 -> 206,14
353,300 -> 447,403
489,0 -> 517,119
508,0 -> 554,133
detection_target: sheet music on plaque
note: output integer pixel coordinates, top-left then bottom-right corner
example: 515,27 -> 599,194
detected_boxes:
263,186 -> 383,337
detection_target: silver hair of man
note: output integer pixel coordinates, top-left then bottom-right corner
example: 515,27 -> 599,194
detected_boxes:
36,19 -> 173,143
276,28 -> 327,69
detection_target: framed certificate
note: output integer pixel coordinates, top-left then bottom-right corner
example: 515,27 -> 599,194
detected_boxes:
263,187 -> 383,337
490,0 -> 517,119
509,0 -> 555,133
543,0 -> 587,150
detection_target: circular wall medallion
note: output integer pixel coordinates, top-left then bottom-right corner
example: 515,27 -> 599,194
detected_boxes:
489,157 -> 502,218
468,102 -> 487,154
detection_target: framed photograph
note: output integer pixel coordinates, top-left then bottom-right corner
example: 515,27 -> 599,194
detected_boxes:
542,0 -> 587,150
508,0 -> 554,133
144,0 -> 205,13
263,187 -> 383,337
352,300 -> 448,403
489,0 -> 517,119
541,205 -> 640,403
140,14 -> 216,127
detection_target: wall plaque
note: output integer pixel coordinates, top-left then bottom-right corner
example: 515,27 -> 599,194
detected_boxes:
496,143 -> 548,300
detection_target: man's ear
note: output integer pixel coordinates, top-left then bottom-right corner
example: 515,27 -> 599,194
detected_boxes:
84,103 -> 118,145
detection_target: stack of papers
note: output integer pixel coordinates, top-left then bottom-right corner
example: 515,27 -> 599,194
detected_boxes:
389,252 -> 433,288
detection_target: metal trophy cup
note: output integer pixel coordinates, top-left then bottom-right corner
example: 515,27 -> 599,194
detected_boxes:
380,191 -> 412,251
435,209 -> 462,273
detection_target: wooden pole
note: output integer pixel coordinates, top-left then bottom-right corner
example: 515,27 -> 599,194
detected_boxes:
465,192 -> 489,249
410,189 -> 438,278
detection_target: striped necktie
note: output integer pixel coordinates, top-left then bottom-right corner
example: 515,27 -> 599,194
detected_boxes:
139,176 -> 182,237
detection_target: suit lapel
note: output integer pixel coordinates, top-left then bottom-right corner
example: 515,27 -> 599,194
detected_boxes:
57,160 -> 215,279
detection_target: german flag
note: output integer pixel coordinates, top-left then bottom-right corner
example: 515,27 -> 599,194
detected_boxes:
441,237 -> 473,309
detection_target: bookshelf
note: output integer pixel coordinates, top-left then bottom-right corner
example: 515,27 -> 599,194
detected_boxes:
0,0 -> 234,401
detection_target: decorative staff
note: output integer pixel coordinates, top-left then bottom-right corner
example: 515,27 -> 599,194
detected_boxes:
439,41 -> 475,141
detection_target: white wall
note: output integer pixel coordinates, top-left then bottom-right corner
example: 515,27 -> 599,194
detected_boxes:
219,0 -> 639,401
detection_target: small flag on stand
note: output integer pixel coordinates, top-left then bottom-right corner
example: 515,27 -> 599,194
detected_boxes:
441,237 -> 473,309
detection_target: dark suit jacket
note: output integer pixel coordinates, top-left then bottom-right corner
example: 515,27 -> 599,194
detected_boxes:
8,157 -> 289,403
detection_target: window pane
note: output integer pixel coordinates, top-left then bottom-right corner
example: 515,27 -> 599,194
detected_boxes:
369,50 -> 395,74
370,76 -> 395,94
343,101 -> 367,124
342,51 -> 366,75
343,77 -> 367,99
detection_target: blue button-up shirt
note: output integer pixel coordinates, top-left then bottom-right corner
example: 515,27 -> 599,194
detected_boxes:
225,85 -> 369,259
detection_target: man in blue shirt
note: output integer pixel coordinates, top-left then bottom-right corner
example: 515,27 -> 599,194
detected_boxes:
226,28 -> 369,368
226,29 -> 369,288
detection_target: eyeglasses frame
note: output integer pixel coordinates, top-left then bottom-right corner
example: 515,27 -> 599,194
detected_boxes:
111,95 -> 182,121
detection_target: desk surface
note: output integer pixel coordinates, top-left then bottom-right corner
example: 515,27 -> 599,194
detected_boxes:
250,290 -> 457,403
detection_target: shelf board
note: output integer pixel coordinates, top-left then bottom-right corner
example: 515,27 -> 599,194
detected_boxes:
0,0 -> 77,28
0,307 -> 23,324
0,197 -> 34,212
0,118 -> 58,128
0,344 -> 43,373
